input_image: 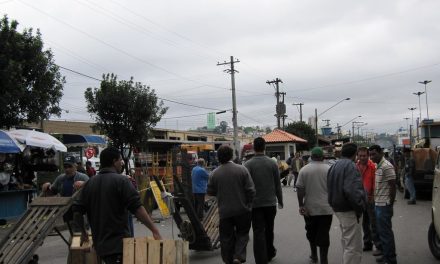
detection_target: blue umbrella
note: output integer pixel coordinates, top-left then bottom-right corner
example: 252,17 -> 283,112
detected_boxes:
0,130 -> 24,153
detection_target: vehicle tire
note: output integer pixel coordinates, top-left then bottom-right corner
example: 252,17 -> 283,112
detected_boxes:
428,222 -> 440,260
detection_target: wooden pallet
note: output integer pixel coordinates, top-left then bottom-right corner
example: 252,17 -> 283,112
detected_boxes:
201,199 -> 220,249
123,237 -> 189,264
0,196 -> 75,264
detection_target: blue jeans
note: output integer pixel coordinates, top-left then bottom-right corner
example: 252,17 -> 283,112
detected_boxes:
375,205 -> 397,264
405,174 -> 416,201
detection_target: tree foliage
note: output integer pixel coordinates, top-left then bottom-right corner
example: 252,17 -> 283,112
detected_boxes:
284,121 -> 316,151
0,16 -> 65,129
85,74 -> 167,171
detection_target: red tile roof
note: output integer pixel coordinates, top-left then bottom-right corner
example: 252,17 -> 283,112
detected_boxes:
263,129 -> 307,143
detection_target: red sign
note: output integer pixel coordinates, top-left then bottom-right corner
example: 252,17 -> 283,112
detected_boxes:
85,147 -> 95,159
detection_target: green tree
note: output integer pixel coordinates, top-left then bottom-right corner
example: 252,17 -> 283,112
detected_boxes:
85,73 -> 167,172
284,121 -> 316,150
0,16 -> 65,129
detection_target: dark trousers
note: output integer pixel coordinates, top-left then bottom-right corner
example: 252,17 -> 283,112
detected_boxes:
252,206 -> 277,264
304,214 -> 332,247
193,193 -> 205,220
362,202 -> 381,250
375,205 -> 397,264
101,254 -> 122,264
219,211 -> 252,264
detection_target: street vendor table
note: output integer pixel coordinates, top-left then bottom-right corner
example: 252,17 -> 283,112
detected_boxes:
0,189 -> 35,220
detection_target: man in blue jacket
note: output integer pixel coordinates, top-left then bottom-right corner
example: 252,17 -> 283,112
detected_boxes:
192,158 -> 210,220
327,143 -> 367,264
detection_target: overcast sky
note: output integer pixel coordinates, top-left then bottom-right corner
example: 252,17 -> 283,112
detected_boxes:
3,0 -> 440,134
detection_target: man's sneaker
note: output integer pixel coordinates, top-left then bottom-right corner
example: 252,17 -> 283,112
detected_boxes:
408,200 -> 416,205
372,249 -> 383,256
232,259 -> 241,264
309,255 -> 318,263
293,187 -> 297,192
363,245 -> 373,251
376,256 -> 385,263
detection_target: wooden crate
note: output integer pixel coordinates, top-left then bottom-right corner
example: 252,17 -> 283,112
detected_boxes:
123,237 -> 189,264
68,235 -> 99,264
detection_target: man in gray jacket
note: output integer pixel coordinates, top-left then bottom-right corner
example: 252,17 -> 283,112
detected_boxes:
245,137 -> 283,264
327,143 -> 367,264
207,145 -> 256,264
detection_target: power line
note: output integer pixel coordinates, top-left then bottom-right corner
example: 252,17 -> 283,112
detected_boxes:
58,65 -> 225,111
18,0 -> 229,91
58,66 -> 101,81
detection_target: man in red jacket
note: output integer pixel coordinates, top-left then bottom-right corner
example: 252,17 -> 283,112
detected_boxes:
356,147 -> 382,255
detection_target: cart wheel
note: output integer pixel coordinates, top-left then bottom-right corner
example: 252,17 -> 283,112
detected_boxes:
180,220 -> 196,243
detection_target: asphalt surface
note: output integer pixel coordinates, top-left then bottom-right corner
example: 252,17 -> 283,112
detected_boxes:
2,186 -> 438,263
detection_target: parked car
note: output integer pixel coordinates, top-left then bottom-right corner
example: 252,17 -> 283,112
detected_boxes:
428,150 -> 440,259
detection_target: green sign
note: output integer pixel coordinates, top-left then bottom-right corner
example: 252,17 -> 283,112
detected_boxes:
207,112 -> 216,129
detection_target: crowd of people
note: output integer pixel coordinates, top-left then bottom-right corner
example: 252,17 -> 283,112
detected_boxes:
38,140 -> 416,264
193,140 -> 414,264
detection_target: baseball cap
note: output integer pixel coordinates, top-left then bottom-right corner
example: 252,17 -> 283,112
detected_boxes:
310,147 -> 324,157
64,156 -> 77,166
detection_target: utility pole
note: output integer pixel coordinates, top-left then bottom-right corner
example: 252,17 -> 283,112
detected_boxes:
322,119 -> 330,126
281,92 -> 287,129
267,78 -> 283,129
293,102 -> 304,122
315,108 -> 318,146
217,56 -> 240,160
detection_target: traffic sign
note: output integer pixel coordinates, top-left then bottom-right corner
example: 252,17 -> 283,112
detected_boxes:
85,147 -> 95,159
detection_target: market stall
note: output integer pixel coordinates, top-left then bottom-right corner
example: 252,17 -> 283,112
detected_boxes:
0,129 -> 67,220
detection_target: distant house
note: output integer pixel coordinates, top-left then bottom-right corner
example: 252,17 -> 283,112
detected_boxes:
262,129 -> 307,160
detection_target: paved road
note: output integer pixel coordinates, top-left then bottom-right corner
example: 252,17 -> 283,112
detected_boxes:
28,187 -> 439,263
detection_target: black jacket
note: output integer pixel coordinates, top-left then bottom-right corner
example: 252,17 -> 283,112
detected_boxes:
327,158 -> 367,216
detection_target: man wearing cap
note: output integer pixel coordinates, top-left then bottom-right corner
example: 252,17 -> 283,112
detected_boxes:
327,143 -> 367,264
244,137 -> 283,264
42,156 -> 89,232
296,147 -> 333,264
42,156 -> 89,197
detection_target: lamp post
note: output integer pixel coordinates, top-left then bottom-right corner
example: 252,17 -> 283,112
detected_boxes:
408,107 -> 416,139
413,91 -> 424,123
403,117 -> 410,134
318,98 -> 351,117
418,80 -> 432,119
315,98 -> 351,146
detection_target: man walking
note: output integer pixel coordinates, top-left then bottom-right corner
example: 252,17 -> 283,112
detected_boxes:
328,143 -> 367,264
356,147 -> 382,254
192,158 -> 210,220
369,145 -> 397,264
403,148 -> 416,204
72,147 -> 162,263
288,152 -> 303,191
296,147 -> 332,264
207,145 -> 256,264
245,137 -> 283,264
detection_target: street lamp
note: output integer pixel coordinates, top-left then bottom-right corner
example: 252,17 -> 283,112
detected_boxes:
318,98 -> 351,117
404,117 -> 410,134
413,91 -> 424,123
418,80 -> 432,119
314,97 -> 351,146
408,107 -> 417,139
